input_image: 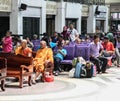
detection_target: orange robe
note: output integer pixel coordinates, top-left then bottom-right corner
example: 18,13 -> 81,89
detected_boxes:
15,46 -> 32,57
34,47 -> 53,72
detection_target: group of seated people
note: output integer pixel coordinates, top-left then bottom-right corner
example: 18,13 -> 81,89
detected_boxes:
1,30 -> 120,84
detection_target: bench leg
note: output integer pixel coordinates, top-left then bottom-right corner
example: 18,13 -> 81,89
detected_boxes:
28,76 -> 32,86
1,79 -> 5,91
19,77 -> 23,88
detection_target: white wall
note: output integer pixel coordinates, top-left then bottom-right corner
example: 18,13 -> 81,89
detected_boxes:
10,0 -> 46,37
87,5 -> 109,33
65,3 -> 82,34
21,0 -> 42,7
55,2 -> 65,33
56,2 -> 82,33
105,0 -> 120,4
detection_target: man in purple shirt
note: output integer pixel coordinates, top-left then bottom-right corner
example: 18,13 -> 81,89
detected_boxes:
90,35 -> 108,73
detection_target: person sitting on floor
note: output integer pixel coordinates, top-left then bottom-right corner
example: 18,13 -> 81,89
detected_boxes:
53,42 -> 67,76
32,40 -> 54,83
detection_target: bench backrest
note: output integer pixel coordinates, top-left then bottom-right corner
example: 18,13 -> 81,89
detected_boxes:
0,53 -> 33,68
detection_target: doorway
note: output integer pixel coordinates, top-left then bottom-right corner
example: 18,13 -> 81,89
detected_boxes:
0,17 -> 9,40
46,15 -> 55,37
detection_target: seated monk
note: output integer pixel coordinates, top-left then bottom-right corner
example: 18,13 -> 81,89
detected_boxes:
15,39 -> 32,57
32,41 -> 54,84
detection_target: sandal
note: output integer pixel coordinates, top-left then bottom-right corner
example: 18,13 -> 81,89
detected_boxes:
117,65 -> 120,67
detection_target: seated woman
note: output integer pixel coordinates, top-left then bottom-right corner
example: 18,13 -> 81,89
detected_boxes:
54,43 -> 67,76
32,41 -> 54,83
15,39 -> 32,57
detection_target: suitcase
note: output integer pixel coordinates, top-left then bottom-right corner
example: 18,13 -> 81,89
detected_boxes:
74,63 -> 82,78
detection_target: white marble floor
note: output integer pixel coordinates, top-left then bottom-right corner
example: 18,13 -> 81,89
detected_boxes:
1,67 -> 120,101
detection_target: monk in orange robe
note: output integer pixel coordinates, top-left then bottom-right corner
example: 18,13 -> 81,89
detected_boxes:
15,39 -> 32,57
33,41 -> 54,83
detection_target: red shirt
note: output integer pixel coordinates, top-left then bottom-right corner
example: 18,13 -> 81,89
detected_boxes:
102,41 -> 115,51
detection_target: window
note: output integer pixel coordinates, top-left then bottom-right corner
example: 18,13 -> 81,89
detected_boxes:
23,17 -> 40,39
66,19 -> 77,29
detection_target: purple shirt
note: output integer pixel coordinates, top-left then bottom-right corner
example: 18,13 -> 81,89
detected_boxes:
2,36 -> 13,53
116,41 -> 120,48
90,42 -> 103,58
31,39 -> 40,51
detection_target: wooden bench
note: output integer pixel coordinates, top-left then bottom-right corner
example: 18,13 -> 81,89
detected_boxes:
0,53 -> 33,88
0,57 -> 7,91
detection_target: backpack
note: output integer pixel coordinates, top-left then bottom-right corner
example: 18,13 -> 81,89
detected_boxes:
74,63 -> 86,78
86,62 -> 93,78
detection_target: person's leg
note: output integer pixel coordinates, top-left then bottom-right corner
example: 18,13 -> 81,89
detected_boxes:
90,57 -> 101,73
115,48 -> 120,67
54,57 -> 61,71
98,56 -> 108,73
32,65 -> 44,84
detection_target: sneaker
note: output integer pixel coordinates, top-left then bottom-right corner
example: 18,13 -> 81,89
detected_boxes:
55,72 -> 59,76
54,71 -> 59,76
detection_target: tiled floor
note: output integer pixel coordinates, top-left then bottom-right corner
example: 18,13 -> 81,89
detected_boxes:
1,67 -> 120,101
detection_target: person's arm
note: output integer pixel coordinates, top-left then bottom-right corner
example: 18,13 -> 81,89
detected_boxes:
107,43 -> 115,54
99,43 -> 104,56
58,49 -> 67,57
2,37 -> 12,45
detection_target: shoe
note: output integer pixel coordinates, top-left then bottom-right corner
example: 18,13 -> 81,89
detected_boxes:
102,71 -> 108,74
117,65 -> 120,67
97,71 -> 101,74
32,80 -> 36,84
54,71 -> 59,76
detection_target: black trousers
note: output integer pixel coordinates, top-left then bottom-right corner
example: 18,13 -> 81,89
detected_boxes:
90,56 -> 108,73
54,57 -> 62,71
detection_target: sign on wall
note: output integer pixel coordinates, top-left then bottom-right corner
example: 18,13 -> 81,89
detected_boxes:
46,1 -> 57,15
96,6 -> 107,18
0,0 -> 11,12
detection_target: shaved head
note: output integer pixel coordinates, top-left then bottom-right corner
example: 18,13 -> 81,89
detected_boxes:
21,39 -> 27,48
40,40 -> 46,49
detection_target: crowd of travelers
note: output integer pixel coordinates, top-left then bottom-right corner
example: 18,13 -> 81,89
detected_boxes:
0,23 -> 120,84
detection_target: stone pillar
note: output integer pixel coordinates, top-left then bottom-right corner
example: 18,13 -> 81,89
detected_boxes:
40,0 -> 46,35
55,1 -> 65,33
10,0 -> 22,35
87,5 -> 96,33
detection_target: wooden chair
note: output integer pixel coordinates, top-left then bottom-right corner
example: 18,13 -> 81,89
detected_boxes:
0,53 -> 33,88
0,57 -> 7,91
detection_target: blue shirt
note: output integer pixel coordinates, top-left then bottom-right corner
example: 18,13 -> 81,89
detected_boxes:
54,49 -> 67,60
50,42 -> 57,48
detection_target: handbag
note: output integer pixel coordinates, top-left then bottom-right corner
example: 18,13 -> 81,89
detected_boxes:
44,72 -> 54,82
69,68 -> 75,78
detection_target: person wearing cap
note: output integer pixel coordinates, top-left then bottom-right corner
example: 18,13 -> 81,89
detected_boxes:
2,30 -> 13,53
102,36 -> 115,57
115,36 -> 120,67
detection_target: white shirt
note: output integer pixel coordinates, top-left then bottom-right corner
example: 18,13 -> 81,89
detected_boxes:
67,28 -> 79,41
